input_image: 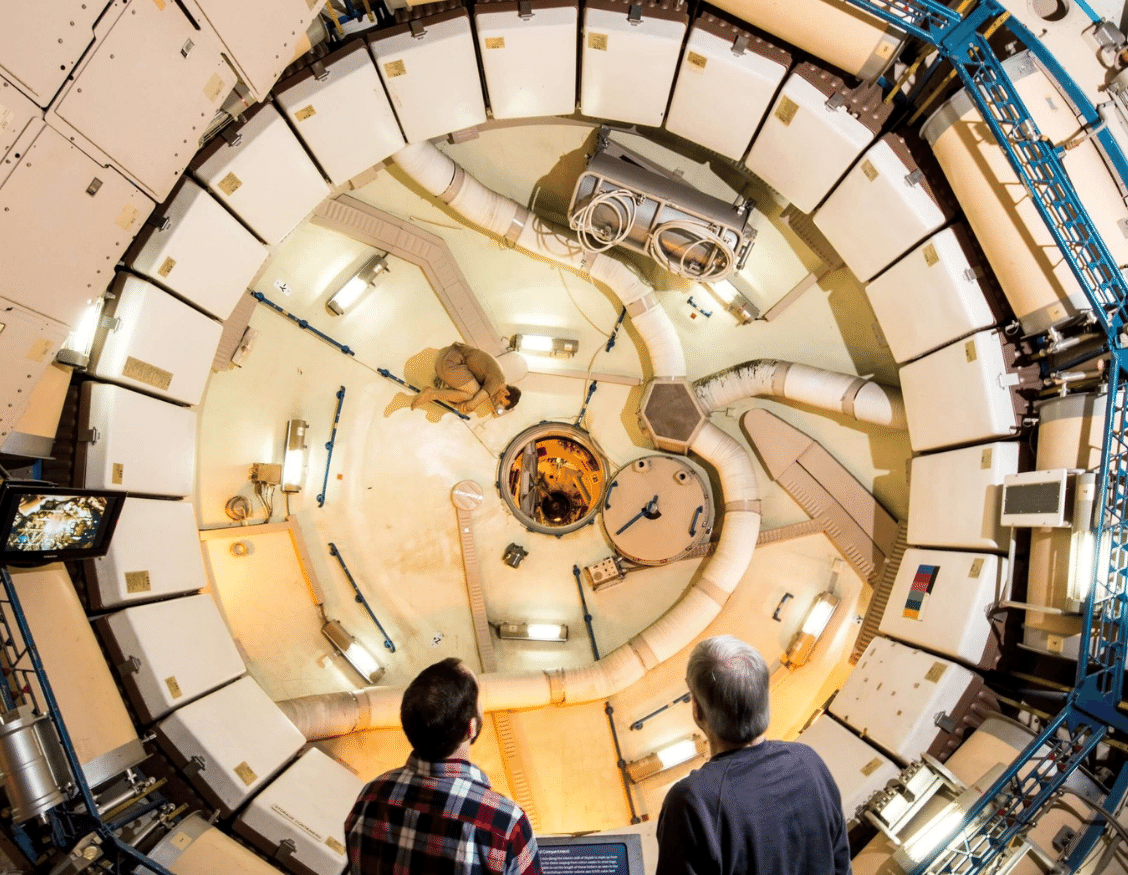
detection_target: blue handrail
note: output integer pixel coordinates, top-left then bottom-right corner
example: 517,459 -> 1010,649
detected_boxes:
251,292 -> 356,356
317,387 -> 346,508
328,543 -> 396,652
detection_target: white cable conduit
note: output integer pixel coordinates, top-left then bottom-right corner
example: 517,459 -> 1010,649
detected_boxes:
694,360 -> 907,430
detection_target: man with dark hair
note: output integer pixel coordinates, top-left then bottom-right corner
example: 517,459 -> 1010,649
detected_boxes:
345,658 -> 542,875
655,635 -> 850,875
411,342 -> 521,415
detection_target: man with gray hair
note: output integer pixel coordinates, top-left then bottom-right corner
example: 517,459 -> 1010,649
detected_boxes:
655,635 -> 850,875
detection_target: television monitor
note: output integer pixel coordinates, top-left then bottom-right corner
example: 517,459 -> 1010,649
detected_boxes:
538,834 -> 646,875
0,482 -> 126,566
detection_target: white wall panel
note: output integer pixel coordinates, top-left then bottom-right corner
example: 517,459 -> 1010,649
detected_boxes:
797,716 -> 899,823
148,813 -> 283,875
0,297 -> 69,446
0,74 -> 42,165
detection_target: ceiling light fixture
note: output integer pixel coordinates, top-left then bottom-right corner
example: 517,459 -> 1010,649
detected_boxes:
704,279 -> 758,325
496,622 -> 569,642
781,588 -> 840,669
625,734 -> 708,783
326,253 -> 390,316
281,419 -> 308,494
56,297 -> 108,368
322,619 -> 385,684
511,333 -> 579,358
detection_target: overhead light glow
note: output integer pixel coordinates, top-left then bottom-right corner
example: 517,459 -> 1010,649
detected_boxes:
656,738 -> 699,770
497,622 -> 569,642
281,419 -> 308,493
57,297 -> 107,368
512,333 -> 578,358
322,620 -> 384,684
327,253 -> 389,316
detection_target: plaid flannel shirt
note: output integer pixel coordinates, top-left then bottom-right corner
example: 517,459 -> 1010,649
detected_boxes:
345,754 -> 543,875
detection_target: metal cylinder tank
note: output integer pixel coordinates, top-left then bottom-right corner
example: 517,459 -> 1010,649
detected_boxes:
0,706 -> 70,822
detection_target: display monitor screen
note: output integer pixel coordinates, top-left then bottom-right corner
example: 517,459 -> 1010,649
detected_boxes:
0,482 -> 125,565
538,834 -> 645,875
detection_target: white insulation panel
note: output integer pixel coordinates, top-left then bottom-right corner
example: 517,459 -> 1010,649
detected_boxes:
814,135 -> 949,282
194,103 -> 329,245
665,24 -> 787,161
0,75 -> 42,165
236,748 -> 363,875
158,675 -> 305,816
275,41 -> 405,186
880,547 -> 1005,667
580,2 -> 686,127
125,178 -> 267,321
46,0 -> 236,201
100,593 -> 245,723
0,124 -> 153,328
900,330 -> 1019,453
90,275 -> 222,406
744,71 -> 875,213
907,442 -> 1019,553
369,12 -> 487,143
830,636 -> 978,763
0,297 -> 69,445
150,814 -> 284,875
866,227 -> 998,364
87,498 -> 206,609
796,716 -> 899,823
79,382 -> 197,497
475,1 -> 578,120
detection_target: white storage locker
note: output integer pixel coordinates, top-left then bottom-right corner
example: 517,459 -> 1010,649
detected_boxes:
813,134 -> 954,282
830,636 -> 992,764
0,297 -> 69,447
157,675 -> 305,816
899,330 -> 1025,453
368,10 -> 487,144
907,442 -> 1020,553
275,41 -> 405,186
78,382 -> 197,497
865,226 -> 999,364
0,75 -> 42,165
475,0 -> 578,120
46,0 -> 237,202
744,64 -> 881,213
0,124 -> 153,328
124,178 -> 267,321
665,15 -> 789,161
880,548 -> 1006,668
579,0 -> 687,127
796,716 -> 899,823
88,274 -> 221,406
147,812 -> 284,875
87,498 -> 205,609
0,0 -> 115,106
191,0 -> 320,102
235,748 -> 364,875
99,593 -> 245,723
193,103 -> 330,246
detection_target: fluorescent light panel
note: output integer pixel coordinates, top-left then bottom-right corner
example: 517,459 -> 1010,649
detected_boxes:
512,333 -> 578,358
497,622 -> 568,642
281,419 -> 308,493
327,254 -> 389,315
322,620 -> 384,684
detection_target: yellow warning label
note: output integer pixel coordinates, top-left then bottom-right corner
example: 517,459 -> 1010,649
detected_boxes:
965,339 -> 977,363
860,757 -> 884,776
485,37 -> 506,49
116,205 -> 140,232
687,51 -> 708,70
152,0 -> 166,9
774,95 -> 798,126
169,831 -> 191,851
861,160 -> 878,181
384,59 -> 407,78
588,32 -> 608,51
925,662 -> 947,683
123,356 -> 173,391
981,447 -> 993,469
158,257 -> 176,278
969,557 -> 984,578
235,762 -> 258,786
112,463 -> 124,485
165,676 -> 182,699
204,73 -> 224,102
295,104 -> 317,122
25,338 -> 51,362
923,243 -> 939,266
217,172 -> 242,196
326,836 -> 346,855
125,571 -> 151,593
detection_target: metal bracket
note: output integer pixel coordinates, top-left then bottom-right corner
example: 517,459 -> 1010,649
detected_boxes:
1118,216 -> 1128,239
311,60 -> 329,81
963,266 -> 984,281
100,315 -> 121,333
825,92 -> 847,111
518,0 -> 533,18
115,656 -> 141,676
409,19 -> 426,38
86,178 -> 103,197
904,168 -> 925,187
731,34 -> 748,55
220,125 -> 242,148
627,4 -> 643,24
145,213 -> 171,232
934,711 -> 958,733
77,428 -> 99,444
180,39 -> 194,58
273,839 -> 297,863
1052,825 -> 1078,853
183,755 -> 206,778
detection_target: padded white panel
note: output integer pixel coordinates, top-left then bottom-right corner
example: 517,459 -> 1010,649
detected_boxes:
796,717 -> 899,822
194,103 -> 329,245
0,124 -> 153,327
744,70 -> 875,213
149,812 -> 283,875
899,330 -> 1019,453
0,75 -> 42,164
866,227 -> 997,364
275,42 -> 404,187
475,0 -> 578,120
46,0 -> 236,201
125,178 -> 266,321
579,1 -> 686,127
880,548 -> 1005,666
191,0 -> 319,102
236,748 -> 363,875
0,297 -> 68,445
665,21 -> 788,161
0,0 -> 114,106
89,274 -> 221,406
87,498 -> 206,609
813,135 -> 949,282
100,593 -> 245,723
78,382 -> 197,497
158,675 -> 305,815
830,637 -> 978,763
907,442 -> 1019,553
368,11 -> 487,143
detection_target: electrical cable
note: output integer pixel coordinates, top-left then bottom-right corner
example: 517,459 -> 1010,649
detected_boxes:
1057,786 -> 1128,851
647,220 -> 736,281
572,189 -> 637,252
